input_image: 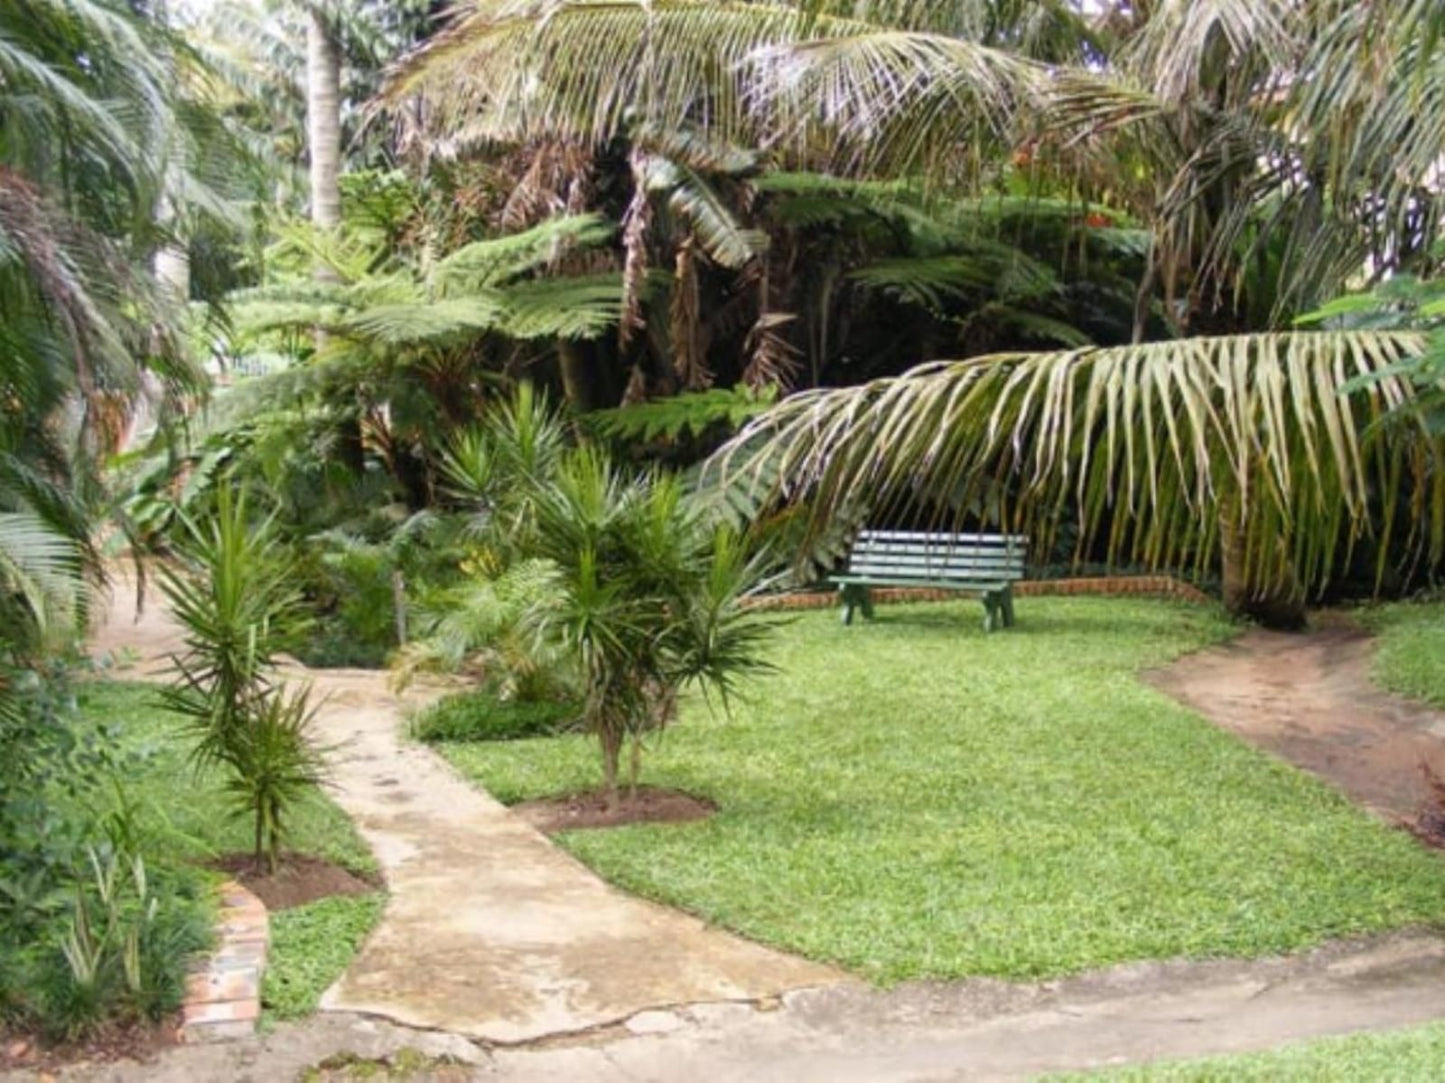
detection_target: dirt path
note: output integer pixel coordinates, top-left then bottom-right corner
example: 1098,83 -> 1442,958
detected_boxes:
1146,619 -> 1445,820
88,580 -> 838,1043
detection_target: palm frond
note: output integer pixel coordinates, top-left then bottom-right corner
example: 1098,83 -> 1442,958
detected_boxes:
710,331 -> 1441,598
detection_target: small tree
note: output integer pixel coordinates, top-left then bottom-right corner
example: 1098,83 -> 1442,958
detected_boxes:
159,484 -> 327,873
525,448 -> 775,805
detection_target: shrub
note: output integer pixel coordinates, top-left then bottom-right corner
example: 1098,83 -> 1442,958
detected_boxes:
410,690 -> 579,743
160,482 -> 329,873
523,449 -> 777,804
217,687 -> 329,874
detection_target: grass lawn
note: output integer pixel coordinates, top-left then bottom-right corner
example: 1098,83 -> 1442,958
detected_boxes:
1358,600 -> 1445,707
73,680 -> 383,1019
1059,1022 -> 1445,1080
437,597 -> 1445,983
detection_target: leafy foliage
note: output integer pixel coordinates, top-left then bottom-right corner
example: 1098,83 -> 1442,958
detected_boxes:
588,385 -> 780,443
410,691 -> 579,744
711,331 -> 1442,620
159,484 -> 327,873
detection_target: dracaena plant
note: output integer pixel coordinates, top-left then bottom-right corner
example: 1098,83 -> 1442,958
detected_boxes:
158,482 -> 327,872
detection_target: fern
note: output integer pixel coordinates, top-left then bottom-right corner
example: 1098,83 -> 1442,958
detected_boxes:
589,385 -> 779,442
433,214 -> 615,292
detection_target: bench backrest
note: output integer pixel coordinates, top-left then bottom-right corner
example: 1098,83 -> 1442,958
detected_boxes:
847,531 -> 1028,583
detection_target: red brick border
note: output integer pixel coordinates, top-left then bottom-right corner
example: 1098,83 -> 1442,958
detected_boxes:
743,575 -> 1211,612
181,881 -> 268,1043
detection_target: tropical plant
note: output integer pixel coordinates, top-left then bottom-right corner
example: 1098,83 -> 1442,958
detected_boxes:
158,485 -> 302,757
383,0 -> 1445,335
217,686 -> 327,875
158,483 -> 326,872
523,448 -> 776,803
710,331 -> 1443,625
1300,275 -> 1445,433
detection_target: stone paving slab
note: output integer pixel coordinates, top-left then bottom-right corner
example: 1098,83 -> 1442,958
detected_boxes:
92,580 -> 842,1046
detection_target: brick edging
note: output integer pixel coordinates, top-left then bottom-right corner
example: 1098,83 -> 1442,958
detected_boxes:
181,881 -> 268,1043
743,575 -> 1211,612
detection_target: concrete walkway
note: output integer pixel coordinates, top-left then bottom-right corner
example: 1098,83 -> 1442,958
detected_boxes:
33,932 -> 1445,1080
89,580 -> 839,1044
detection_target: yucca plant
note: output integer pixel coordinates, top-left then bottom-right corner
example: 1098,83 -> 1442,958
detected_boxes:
158,484 -> 303,763
711,330 -> 1444,625
525,448 -> 776,804
158,482 -> 327,872
218,686 -> 327,875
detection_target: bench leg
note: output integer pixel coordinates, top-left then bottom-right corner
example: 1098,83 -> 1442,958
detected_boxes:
840,584 -> 875,626
1001,584 -> 1016,628
981,593 -> 998,633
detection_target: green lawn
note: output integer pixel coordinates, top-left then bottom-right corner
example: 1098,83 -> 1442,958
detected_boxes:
437,597 -> 1445,983
1059,1022 -> 1445,1080
73,681 -> 383,1019
1358,600 -> 1445,707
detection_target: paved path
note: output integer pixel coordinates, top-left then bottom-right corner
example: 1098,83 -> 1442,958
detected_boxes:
32,932 -> 1445,1080
89,579 -> 839,1044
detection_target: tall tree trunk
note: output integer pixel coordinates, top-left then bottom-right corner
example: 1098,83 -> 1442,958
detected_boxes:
557,339 -> 594,413
306,10 -> 342,241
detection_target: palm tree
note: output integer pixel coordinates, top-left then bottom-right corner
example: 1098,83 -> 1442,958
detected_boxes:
710,331 -> 1442,624
0,0 -> 223,640
382,0 -> 1445,328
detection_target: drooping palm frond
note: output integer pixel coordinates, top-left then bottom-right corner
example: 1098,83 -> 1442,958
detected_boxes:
710,331 -> 1442,603
381,0 -> 1040,170
0,511 -> 82,646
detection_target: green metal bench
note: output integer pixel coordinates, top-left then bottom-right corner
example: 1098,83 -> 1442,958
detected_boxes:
831,530 -> 1029,631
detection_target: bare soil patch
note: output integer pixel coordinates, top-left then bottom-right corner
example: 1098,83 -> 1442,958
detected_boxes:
211,852 -> 379,911
0,1016 -> 179,1074
513,787 -> 717,833
1146,618 -> 1445,822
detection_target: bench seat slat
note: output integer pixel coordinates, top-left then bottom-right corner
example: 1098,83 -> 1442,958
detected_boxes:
853,546 -> 1021,559
859,531 -> 1029,545
848,555 -> 1025,569
847,569 -> 1022,583
833,575 -> 1008,590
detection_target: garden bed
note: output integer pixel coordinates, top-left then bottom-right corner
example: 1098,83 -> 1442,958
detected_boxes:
513,787 -> 716,833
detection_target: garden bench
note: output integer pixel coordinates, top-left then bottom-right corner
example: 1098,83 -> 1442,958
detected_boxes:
832,530 -> 1028,631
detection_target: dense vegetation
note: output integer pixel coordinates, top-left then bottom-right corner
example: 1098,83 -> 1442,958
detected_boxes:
7,0 -> 1445,1049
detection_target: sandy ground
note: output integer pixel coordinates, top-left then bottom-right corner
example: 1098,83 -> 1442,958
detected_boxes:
1146,619 -> 1445,820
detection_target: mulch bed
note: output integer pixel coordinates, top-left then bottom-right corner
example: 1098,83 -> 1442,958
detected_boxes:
210,852 -> 380,911
1,1016 -> 180,1074
513,786 -> 716,833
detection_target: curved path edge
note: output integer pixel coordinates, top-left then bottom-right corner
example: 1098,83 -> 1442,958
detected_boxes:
89,579 -> 841,1045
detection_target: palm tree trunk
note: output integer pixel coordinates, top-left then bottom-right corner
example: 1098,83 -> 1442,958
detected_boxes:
1219,499 -> 1306,629
306,9 -> 342,243
557,339 -> 594,413
307,10 -> 341,352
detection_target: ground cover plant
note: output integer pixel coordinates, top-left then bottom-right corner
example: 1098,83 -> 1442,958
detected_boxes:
1057,1020 -> 1445,1081
1358,601 -> 1445,708
409,690 -> 579,743
438,597 -> 1445,983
